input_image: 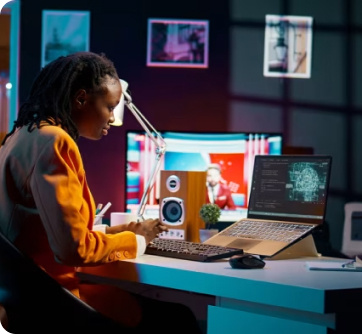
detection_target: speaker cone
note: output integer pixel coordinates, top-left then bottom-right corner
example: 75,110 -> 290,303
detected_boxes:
160,197 -> 184,224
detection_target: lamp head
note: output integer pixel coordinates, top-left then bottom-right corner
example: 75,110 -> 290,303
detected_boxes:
112,79 -> 130,126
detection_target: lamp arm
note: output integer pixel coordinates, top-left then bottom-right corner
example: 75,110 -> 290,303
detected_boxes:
136,151 -> 163,218
124,100 -> 166,153
123,97 -> 166,220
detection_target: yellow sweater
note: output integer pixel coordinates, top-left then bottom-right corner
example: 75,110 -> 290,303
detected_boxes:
0,125 -> 137,295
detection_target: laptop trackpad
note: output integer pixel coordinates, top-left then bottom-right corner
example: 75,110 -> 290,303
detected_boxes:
228,239 -> 261,251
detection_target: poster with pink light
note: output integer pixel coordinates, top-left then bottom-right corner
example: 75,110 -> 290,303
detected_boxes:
147,18 -> 209,68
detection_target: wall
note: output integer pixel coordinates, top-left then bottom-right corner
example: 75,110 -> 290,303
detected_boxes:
18,0 -> 230,216
227,0 -> 362,252
18,0 -> 362,252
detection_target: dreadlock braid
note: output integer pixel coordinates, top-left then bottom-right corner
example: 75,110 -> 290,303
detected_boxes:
1,52 -> 119,145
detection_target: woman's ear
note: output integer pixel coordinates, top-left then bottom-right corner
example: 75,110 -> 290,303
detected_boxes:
74,89 -> 87,107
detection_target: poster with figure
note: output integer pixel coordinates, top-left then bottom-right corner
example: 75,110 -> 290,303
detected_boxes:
263,15 -> 313,78
41,10 -> 90,68
147,18 -> 209,68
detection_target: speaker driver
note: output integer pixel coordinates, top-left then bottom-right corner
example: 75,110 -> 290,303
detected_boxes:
166,175 -> 181,192
160,197 -> 184,225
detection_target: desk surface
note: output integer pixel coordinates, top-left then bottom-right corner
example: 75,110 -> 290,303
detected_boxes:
77,255 -> 362,315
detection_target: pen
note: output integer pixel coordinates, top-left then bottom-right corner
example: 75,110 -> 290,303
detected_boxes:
93,202 -> 112,225
341,260 -> 355,268
95,203 -> 103,215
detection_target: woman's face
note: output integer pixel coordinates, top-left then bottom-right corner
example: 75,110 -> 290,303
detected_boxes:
72,77 -> 122,140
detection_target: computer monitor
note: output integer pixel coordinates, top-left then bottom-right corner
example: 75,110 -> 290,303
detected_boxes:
126,131 -> 283,221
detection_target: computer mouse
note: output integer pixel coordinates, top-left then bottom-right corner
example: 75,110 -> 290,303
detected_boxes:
229,254 -> 265,269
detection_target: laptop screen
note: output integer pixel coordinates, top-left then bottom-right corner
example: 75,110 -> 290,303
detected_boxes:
247,155 -> 332,224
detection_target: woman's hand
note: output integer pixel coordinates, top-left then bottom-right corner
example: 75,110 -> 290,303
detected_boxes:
125,218 -> 168,244
106,218 -> 168,244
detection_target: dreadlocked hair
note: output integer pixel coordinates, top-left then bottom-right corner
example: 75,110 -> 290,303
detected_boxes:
1,52 -> 119,145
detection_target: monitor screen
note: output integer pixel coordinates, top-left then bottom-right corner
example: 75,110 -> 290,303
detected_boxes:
126,131 -> 283,221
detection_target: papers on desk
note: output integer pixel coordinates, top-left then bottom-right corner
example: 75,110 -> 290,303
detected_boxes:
306,257 -> 362,272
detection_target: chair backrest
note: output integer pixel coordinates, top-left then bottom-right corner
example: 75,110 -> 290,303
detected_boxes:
342,202 -> 362,258
0,231 -> 127,332
0,302 -> 9,331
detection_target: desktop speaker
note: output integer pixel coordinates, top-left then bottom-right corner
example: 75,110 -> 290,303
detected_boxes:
159,170 -> 206,242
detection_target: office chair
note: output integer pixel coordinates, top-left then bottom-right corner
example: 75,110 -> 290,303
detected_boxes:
0,302 -> 8,331
0,231 -> 135,333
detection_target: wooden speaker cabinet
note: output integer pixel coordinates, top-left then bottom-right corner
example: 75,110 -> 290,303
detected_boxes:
159,170 -> 206,242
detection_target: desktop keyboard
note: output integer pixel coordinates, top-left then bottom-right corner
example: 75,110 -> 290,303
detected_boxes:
145,238 -> 244,262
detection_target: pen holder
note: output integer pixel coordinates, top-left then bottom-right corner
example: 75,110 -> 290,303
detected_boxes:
93,214 -> 104,225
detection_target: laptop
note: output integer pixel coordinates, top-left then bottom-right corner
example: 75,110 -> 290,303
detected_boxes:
204,155 -> 332,258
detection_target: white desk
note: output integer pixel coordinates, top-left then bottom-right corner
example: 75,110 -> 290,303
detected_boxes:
77,255 -> 362,334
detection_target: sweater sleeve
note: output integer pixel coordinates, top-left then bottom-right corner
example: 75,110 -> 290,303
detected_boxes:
31,127 -> 138,266
92,225 -> 147,257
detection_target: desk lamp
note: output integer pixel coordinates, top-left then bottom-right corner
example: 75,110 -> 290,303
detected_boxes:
112,79 -> 167,221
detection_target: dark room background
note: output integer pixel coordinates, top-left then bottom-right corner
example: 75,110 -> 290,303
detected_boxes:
12,0 -> 362,253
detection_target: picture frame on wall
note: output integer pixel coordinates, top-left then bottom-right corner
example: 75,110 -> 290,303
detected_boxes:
41,10 -> 90,68
147,18 -> 209,68
263,15 -> 313,79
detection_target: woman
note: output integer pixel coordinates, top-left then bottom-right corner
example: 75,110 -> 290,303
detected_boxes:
0,52 -> 202,333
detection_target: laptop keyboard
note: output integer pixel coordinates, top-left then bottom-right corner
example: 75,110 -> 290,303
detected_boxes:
220,220 -> 315,243
145,238 -> 244,262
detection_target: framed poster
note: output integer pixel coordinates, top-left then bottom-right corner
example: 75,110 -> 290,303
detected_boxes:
263,15 -> 313,78
147,18 -> 209,68
41,10 -> 90,68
